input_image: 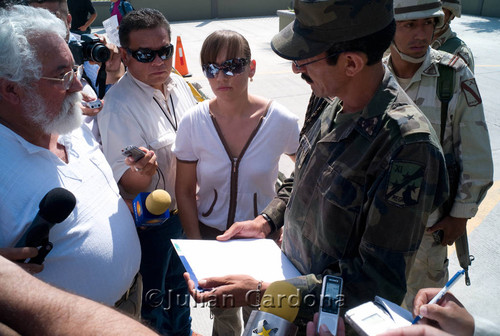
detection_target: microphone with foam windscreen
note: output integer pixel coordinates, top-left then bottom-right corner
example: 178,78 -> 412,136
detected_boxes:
133,189 -> 171,227
15,187 -> 76,264
243,280 -> 300,336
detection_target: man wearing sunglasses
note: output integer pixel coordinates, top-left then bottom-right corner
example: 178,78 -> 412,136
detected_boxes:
185,0 -> 449,333
97,8 -> 197,336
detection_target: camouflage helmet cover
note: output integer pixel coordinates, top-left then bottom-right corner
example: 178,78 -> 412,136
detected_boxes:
393,0 -> 445,28
271,0 -> 394,61
441,0 -> 461,18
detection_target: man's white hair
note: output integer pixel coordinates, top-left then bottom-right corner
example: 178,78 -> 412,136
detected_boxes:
0,5 -> 67,88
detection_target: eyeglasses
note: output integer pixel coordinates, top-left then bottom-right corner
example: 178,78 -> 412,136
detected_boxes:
40,65 -> 81,90
126,44 -> 174,63
293,52 -> 342,70
202,58 -> 250,79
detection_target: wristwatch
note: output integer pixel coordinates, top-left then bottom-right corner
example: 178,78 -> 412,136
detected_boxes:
260,213 -> 277,234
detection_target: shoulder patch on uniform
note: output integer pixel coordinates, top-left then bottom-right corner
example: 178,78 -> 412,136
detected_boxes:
437,51 -> 465,71
423,64 -> 438,75
388,105 -> 432,137
386,160 -> 424,207
461,78 -> 482,106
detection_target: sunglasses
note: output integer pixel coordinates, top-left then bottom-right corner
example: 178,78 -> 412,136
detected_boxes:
202,58 -> 250,79
126,44 -> 174,63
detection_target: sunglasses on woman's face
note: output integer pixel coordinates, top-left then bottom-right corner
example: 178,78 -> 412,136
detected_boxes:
126,44 -> 174,63
202,58 -> 250,78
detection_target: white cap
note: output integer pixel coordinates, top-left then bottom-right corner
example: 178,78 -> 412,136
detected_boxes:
442,0 -> 461,18
394,0 -> 445,28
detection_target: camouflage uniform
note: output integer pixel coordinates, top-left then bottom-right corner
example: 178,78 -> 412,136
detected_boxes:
432,27 -> 475,72
385,48 -> 493,308
262,69 -> 449,328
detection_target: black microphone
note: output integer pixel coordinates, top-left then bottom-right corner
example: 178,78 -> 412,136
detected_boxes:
15,187 -> 76,264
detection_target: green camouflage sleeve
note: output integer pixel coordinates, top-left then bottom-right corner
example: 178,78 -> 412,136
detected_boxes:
262,174 -> 294,230
285,136 -> 449,327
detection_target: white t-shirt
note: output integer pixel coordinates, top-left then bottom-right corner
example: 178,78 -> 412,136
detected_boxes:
0,124 -> 141,305
98,72 -> 197,204
173,100 -> 300,231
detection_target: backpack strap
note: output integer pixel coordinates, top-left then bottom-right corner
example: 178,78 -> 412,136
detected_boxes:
439,36 -> 463,55
436,63 -> 455,145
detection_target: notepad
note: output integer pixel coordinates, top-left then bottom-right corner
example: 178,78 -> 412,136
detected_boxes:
345,296 -> 412,336
171,238 -> 301,289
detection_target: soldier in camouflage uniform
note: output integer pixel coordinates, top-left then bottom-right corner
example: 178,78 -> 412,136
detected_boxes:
432,0 -> 475,72
385,0 -> 493,310
184,0 -> 448,333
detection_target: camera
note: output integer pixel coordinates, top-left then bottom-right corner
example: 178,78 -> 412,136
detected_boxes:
69,34 -> 111,65
82,99 -> 103,109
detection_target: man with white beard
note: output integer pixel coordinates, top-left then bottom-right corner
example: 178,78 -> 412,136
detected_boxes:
0,5 -> 146,316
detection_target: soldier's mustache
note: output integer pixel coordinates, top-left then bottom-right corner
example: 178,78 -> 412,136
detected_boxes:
301,73 -> 313,84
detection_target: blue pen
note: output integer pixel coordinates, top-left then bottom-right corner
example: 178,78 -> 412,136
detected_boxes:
412,269 -> 465,324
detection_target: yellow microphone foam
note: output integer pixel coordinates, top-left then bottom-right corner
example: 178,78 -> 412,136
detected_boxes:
145,189 -> 171,215
260,281 -> 301,323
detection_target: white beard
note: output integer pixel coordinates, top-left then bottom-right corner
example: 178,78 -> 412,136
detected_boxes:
25,91 -> 83,135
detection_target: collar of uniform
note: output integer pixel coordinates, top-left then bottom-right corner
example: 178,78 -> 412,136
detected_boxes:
431,26 -> 454,49
320,67 -> 398,144
353,67 -> 399,138
386,47 -> 434,86
421,47 -> 441,77
126,71 -> 176,101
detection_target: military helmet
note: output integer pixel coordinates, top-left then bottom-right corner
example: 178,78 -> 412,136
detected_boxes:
393,0 -> 445,28
271,0 -> 394,60
441,0 -> 461,18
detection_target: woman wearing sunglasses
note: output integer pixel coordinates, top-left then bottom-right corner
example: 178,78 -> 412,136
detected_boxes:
174,30 -> 300,335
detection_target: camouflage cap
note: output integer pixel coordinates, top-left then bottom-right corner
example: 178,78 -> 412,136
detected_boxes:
271,0 -> 394,60
441,0 -> 461,17
393,0 -> 445,27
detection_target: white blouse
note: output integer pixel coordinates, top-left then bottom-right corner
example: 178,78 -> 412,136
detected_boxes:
174,100 -> 300,231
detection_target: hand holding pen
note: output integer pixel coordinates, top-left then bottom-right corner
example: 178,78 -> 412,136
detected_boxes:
411,280 -> 475,336
412,270 -> 465,324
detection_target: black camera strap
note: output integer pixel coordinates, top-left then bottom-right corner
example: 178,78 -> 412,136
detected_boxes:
96,63 -> 107,99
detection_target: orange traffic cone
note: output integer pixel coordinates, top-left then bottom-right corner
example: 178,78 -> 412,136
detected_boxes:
174,36 -> 192,78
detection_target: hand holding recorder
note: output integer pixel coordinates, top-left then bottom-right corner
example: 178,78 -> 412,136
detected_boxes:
122,145 -> 158,176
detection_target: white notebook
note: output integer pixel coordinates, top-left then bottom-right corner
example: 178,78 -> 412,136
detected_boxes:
345,296 -> 412,336
171,238 -> 301,289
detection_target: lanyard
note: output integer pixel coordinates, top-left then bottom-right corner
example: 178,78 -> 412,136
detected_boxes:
153,95 -> 177,132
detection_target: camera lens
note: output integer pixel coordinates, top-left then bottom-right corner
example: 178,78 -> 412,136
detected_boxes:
90,44 -> 111,63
